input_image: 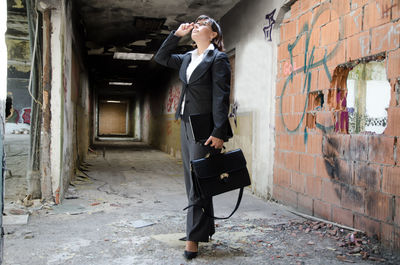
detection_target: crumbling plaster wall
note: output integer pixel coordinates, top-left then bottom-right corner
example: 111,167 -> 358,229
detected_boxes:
142,71 -> 181,159
220,0 -> 282,198
49,0 -> 90,203
274,0 -> 400,249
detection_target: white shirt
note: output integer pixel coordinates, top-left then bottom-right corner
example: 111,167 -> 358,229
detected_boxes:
181,43 -> 215,115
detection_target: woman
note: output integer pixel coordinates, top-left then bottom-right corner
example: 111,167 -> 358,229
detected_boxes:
154,15 -> 231,259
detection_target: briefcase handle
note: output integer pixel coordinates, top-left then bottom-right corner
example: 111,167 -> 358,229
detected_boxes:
183,187 -> 244,220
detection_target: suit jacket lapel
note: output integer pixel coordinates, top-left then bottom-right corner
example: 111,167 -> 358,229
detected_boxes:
188,49 -> 216,84
179,54 -> 191,84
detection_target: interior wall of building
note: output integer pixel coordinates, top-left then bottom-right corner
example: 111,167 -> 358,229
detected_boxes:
220,0 -> 282,199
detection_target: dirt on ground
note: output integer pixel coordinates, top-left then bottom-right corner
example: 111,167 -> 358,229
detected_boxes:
3,143 -> 400,264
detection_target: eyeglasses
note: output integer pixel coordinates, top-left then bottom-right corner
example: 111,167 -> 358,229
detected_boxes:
194,21 -> 210,27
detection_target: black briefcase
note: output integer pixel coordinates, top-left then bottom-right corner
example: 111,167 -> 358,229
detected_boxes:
185,148 -> 251,219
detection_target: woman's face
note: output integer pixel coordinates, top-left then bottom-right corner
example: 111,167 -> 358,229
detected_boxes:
191,19 -> 217,44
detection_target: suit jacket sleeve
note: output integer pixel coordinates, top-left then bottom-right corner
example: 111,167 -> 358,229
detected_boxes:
154,31 -> 184,69
211,52 -> 231,139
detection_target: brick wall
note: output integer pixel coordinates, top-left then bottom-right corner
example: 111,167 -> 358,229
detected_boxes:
274,0 -> 400,248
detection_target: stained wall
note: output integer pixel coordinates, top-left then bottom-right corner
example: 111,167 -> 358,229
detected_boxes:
274,0 -> 400,248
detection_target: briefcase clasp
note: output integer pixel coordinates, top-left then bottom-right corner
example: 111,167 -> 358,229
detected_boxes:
220,173 -> 229,181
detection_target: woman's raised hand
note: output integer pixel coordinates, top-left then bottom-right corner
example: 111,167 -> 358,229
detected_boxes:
174,22 -> 194,37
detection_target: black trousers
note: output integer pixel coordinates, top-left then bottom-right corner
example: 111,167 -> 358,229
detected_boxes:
180,120 -> 219,242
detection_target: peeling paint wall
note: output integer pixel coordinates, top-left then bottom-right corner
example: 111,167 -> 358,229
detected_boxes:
6,0 -> 31,125
142,72 -> 182,158
220,0 -> 281,199
274,0 -> 400,249
47,0 -> 90,203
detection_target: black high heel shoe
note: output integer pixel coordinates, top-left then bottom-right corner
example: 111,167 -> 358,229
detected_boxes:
183,250 -> 198,260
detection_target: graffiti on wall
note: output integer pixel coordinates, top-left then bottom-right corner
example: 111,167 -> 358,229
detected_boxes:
21,108 -> 31,124
263,9 -> 276,41
279,6 -> 339,143
165,85 -> 181,114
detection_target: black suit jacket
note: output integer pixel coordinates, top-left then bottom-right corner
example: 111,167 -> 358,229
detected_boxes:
154,31 -> 231,140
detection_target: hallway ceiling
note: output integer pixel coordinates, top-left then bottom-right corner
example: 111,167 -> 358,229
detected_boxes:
74,0 -> 240,93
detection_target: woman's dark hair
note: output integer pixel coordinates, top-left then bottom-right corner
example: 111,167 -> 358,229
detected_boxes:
194,15 -> 225,51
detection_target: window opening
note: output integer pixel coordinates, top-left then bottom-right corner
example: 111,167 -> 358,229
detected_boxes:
346,61 -> 390,134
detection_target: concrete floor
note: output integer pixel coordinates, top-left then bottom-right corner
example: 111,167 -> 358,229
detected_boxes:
3,143 -> 400,264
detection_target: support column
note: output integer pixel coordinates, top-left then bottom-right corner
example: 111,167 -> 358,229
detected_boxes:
26,0 -> 43,199
40,8 -> 53,200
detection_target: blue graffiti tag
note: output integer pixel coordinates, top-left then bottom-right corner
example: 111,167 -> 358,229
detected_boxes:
263,9 -> 276,41
279,6 -> 339,142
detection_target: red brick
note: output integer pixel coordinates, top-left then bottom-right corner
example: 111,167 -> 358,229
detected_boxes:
384,107 -> 400,136
354,214 -> 380,238
351,0 -> 368,10
322,180 -> 341,205
313,4 -> 331,29
365,191 -> 393,222
346,31 -> 370,61
274,150 -> 286,168
389,79 -> 398,107
344,8 -> 363,38
285,152 -> 300,171
395,196 -> 400,226
321,19 -> 340,46
308,70 -> 319,92
322,134 -> 348,161
298,12 -> 313,34
381,222 -> 395,247
293,134 -> 306,152
278,41 -> 290,61
273,185 -> 298,208
276,78 -> 286,99
318,69 -> 331,90
371,21 -> 400,54
341,184 -> 365,213
307,133 -> 323,154
282,95 -> 292,114
287,74 -> 303,95
293,94 -> 307,114
291,0 -> 302,18
326,41 -> 346,68
309,24 -> 321,48
273,166 -> 291,186
368,136 -> 395,165
284,20 -> 298,42
397,139 -> 400,166
393,1 -> 400,20
306,175 -> 322,198
292,36 -> 306,57
297,193 -> 313,215
330,0 -> 350,20
300,154 -> 315,175
354,162 -> 381,191
300,0 -> 320,14
285,113 -> 305,132
332,206 -> 354,227
395,227 -> 400,249
364,0 -> 392,29
387,49 -> 400,80
382,166 -> 400,196
316,155 -> 332,179
275,115 -> 286,133
291,172 -> 306,193
277,133 -> 292,151
314,199 -> 331,220
350,134 -> 368,161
